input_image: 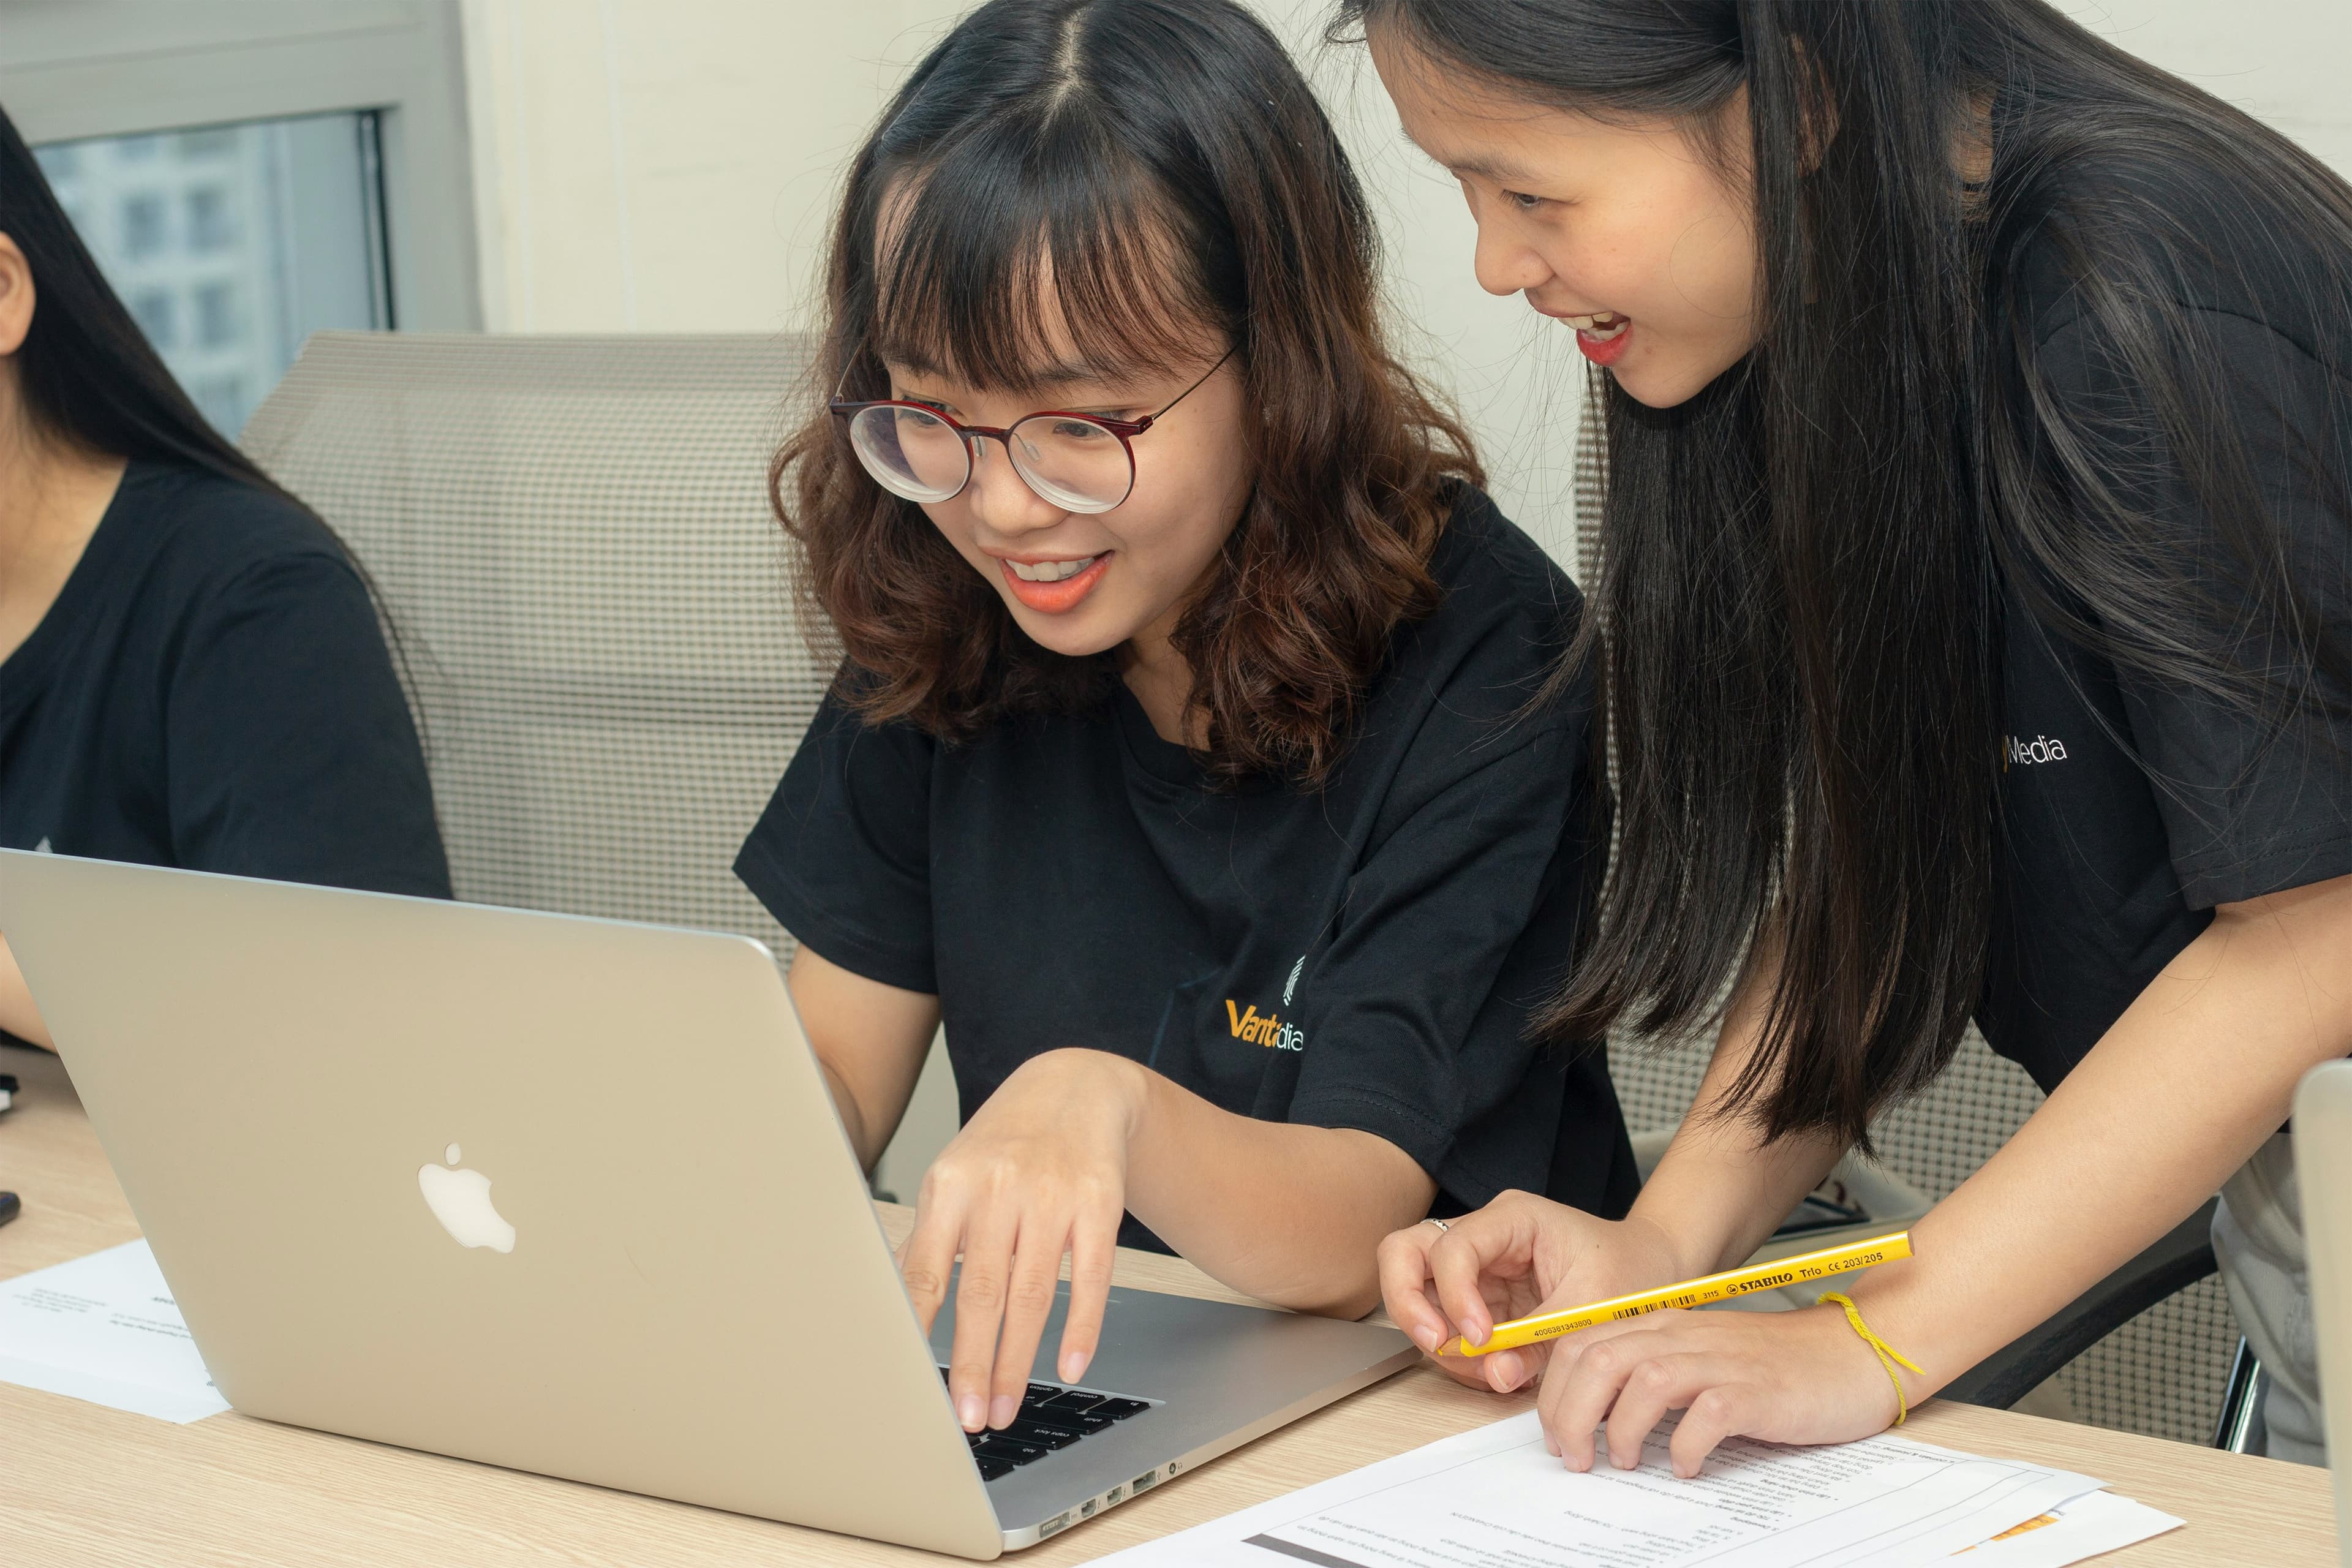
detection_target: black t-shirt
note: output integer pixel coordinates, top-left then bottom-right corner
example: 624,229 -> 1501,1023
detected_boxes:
1978,156 -> 2352,1091
738,486 -> 1638,1248
0,461 -> 450,899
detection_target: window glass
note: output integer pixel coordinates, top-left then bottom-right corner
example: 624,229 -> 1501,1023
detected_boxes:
34,112 -> 391,439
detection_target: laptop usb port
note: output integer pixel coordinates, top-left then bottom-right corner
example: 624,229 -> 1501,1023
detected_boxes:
1133,1470 -> 1158,1493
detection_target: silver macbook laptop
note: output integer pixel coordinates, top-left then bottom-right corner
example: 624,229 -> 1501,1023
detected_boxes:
0,851 -> 1415,1558
2293,1061 -> 2352,1566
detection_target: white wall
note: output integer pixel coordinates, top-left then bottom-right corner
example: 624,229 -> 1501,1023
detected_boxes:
2056,0 -> 2352,176
455,0 -> 1585,559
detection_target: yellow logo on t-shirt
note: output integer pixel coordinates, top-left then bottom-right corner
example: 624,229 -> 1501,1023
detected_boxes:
1225,998 -> 1306,1052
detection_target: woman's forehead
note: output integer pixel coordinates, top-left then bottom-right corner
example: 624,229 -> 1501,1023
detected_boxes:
868,162 -> 1223,395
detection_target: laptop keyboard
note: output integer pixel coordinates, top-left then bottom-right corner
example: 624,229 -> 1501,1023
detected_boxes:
938,1368 -> 1153,1480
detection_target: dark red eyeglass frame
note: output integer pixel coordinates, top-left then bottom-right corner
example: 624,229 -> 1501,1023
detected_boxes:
825,347 -> 1236,504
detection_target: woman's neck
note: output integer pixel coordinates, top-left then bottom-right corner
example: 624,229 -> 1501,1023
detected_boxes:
0,413 -> 127,663
1118,609 -> 1206,751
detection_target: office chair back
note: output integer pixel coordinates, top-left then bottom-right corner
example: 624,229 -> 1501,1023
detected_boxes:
241,331 -> 830,957
1569,386 -> 2241,1446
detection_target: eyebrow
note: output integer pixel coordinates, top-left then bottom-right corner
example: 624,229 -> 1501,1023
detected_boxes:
1398,126 -> 1545,187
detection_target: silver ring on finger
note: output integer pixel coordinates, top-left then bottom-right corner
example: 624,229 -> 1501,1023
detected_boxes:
1425,1217 -> 1450,1234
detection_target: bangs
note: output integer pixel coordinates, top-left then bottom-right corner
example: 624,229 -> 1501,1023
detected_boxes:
868,115 -> 1227,393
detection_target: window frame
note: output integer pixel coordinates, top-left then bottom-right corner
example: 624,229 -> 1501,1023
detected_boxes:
3,0 -> 482,332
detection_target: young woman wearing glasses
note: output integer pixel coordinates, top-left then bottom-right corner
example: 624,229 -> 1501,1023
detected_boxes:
737,0 -> 1639,1441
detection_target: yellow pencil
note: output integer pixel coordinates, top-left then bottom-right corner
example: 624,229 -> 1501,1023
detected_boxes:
1447,1231 -> 1915,1357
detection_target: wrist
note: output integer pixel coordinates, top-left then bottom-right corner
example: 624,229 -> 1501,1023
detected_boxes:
1020,1047 -> 1154,1139
1619,1200 -> 1731,1282
1840,1265 -> 1964,1403
1811,1297 -> 1917,1427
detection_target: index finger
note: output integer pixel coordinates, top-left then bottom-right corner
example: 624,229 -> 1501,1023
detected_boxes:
1427,1213 -> 1537,1348
1376,1223 -> 1450,1352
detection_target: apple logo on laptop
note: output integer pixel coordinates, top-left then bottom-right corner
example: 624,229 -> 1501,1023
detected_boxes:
417,1143 -> 517,1253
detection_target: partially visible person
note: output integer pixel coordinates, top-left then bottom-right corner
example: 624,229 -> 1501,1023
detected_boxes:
1346,0 -> 2352,1474
0,107 -> 449,1050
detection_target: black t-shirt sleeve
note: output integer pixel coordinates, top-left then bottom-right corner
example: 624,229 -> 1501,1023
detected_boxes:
165,549 -> 450,897
1286,715 -> 1589,1197
2038,307 -> 2352,908
734,687 -> 938,993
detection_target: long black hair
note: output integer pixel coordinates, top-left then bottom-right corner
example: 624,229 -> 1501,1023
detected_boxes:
0,107 -> 315,506
2,104 -> 429,731
1336,0 -> 2352,1147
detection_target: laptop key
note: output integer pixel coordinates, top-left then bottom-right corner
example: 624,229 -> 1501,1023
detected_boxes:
1006,1418 -> 1084,1449
1095,1397 -> 1150,1420
976,1457 -> 1014,1482
1024,1401 -> 1110,1432
975,1435 -> 1051,1466
1037,1390 -> 1104,1414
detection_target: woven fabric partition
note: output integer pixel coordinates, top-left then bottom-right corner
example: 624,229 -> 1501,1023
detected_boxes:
240,331 -> 831,954
1570,386 -> 2237,1445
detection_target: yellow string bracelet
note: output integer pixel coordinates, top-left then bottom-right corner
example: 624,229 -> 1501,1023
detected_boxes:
1818,1292 -> 1924,1425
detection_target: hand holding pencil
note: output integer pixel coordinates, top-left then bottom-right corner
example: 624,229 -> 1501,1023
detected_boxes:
1376,1193 -> 1913,1398
1380,1194 -> 1931,1479
1444,1231 -> 1915,1358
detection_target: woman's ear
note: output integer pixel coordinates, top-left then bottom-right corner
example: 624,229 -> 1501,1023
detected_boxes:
0,234 -> 36,357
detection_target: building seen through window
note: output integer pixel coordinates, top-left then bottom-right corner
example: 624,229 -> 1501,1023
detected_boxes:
34,113 -> 393,438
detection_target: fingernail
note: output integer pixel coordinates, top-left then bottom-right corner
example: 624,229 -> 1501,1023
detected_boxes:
1060,1349 -> 1090,1383
1463,1322 -> 1487,1347
957,1394 -> 984,1430
1413,1325 -> 1441,1353
989,1394 -> 1019,1429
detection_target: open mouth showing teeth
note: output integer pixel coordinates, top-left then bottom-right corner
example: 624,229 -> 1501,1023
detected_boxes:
1005,555 -> 1100,582
1561,311 -> 1629,341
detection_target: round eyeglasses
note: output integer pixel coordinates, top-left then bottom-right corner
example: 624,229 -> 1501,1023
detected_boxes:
829,350 -> 1233,515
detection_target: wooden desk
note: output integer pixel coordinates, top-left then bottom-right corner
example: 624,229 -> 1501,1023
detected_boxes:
2,1042 -> 2335,1566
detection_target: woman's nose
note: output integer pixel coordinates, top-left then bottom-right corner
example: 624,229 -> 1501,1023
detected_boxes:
963,437 -> 1066,535
1469,205 -> 1552,300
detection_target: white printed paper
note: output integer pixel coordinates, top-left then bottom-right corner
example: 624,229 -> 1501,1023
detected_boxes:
1099,1411 -> 2125,1568
0,1239 -> 230,1423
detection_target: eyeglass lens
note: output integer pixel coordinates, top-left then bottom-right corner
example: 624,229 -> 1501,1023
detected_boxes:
847,405 -> 1136,513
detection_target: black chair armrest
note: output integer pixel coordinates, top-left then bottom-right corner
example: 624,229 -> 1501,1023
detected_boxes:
1938,1197 -> 2218,1410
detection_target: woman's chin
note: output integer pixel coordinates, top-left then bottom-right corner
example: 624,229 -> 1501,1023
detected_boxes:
1000,595 -> 1131,660
1613,344 -> 1754,410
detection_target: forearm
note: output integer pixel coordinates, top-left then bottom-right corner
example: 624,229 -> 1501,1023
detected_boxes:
1631,936 -> 1845,1275
0,937 -> 54,1050
786,946 -> 940,1174
1852,881 -> 2352,1394
820,1060 -> 884,1171
1118,1061 -> 1436,1318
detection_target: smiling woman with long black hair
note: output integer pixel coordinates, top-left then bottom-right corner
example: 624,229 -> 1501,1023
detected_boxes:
0,108 -> 449,1049
1343,1 -> 2352,1469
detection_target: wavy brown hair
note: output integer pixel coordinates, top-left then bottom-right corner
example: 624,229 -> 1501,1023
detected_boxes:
771,0 -> 1479,786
